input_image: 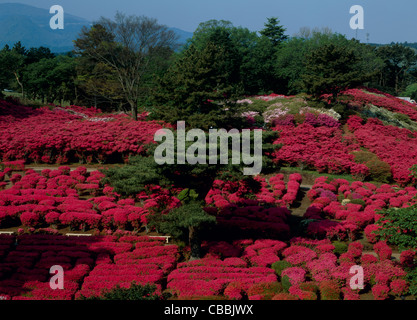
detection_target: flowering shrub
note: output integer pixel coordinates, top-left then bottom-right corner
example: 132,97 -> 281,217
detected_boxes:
0,100 -> 167,164
281,267 -> 306,285
373,241 -> 392,261
371,284 -> 390,300
272,123 -> 365,176
0,167 -> 163,232
347,115 -> 417,185
341,88 -> 417,122
364,224 -> 381,244
319,280 -> 341,300
205,173 -> 301,208
224,282 -> 244,300
390,279 -> 409,297
0,234 -> 178,300
167,256 -> 276,298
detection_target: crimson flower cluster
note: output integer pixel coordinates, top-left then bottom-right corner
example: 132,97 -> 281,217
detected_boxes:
0,100 -> 166,164
347,115 -> 417,185
0,233 -> 177,300
303,176 -> 417,241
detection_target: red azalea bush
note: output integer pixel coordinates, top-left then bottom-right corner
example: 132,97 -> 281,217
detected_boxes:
0,166 -> 185,232
271,123 -> 366,177
0,101 -> 167,164
166,256 -> 277,299
347,115 -> 417,185
374,241 -> 392,261
205,173 -> 301,208
0,233 -> 177,300
341,88 -> 417,122
372,284 -> 390,300
303,176 -> 417,243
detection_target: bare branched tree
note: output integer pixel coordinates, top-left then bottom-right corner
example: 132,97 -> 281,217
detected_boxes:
75,12 -> 178,120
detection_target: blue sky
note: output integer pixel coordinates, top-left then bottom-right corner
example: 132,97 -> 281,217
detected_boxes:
1,0 -> 416,43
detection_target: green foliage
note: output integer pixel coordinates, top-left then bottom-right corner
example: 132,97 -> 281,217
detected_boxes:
299,282 -> 319,294
394,112 -> 412,123
271,260 -> 292,277
365,158 -> 392,183
177,188 -> 199,204
184,18 -> 286,94
406,268 -> 417,296
352,150 -> 378,164
247,282 -> 283,299
74,13 -> 177,119
0,45 -> 25,95
351,150 -> 391,183
259,17 -> 288,46
319,280 -> 341,300
150,42 -> 242,129
23,55 -> 77,104
375,205 -> 417,250
157,201 -> 216,240
156,201 -> 216,260
402,83 -> 417,98
376,44 -> 417,95
281,275 -> 292,292
332,241 -> 348,255
349,199 -> 366,207
78,282 -> 167,300
410,164 -> 417,181
275,33 -> 381,95
101,155 -> 170,197
302,43 -> 364,99
102,129 -> 280,200
361,104 -> 417,131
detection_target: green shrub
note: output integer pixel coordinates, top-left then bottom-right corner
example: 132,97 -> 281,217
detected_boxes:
406,268 -> 417,296
319,280 -> 341,300
78,282 -> 167,300
271,260 -> 292,276
332,241 -> 348,256
349,199 -> 366,207
293,113 -> 306,125
365,158 -> 392,183
352,150 -> 378,164
306,100 -> 328,109
375,205 -> 417,250
331,103 -> 346,116
394,113 -> 412,124
299,282 -> 319,294
247,282 -> 283,300
272,293 -> 298,300
281,275 -> 292,292
337,194 -> 345,202
351,151 -> 392,183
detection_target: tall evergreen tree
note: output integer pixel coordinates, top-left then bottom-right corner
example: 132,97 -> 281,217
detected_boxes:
302,43 -> 363,100
260,17 -> 288,47
150,42 -> 240,130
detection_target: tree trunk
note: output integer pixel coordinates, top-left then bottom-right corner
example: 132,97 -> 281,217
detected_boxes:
130,100 -> 138,121
13,72 -> 24,99
188,226 -> 201,261
395,73 -> 399,95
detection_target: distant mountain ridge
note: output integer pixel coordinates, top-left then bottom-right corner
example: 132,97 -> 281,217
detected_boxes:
0,2 -> 193,53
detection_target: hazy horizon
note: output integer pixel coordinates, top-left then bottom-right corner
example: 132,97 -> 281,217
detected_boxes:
0,0 -> 416,44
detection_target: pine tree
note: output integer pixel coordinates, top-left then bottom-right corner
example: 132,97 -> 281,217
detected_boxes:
150,42 -> 241,130
101,130 -> 281,260
302,43 -> 363,100
158,201 -> 216,260
260,17 -> 288,47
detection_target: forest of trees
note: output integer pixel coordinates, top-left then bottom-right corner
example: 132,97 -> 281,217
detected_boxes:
1,13 -> 417,120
